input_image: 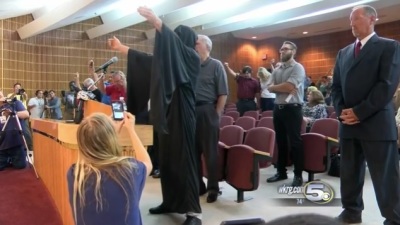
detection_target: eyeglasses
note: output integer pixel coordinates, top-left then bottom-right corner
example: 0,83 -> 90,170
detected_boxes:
280,48 -> 293,52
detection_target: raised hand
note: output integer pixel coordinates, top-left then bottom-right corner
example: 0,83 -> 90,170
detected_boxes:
108,36 -> 122,51
138,6 -> 162,31
88,59 -> 94,74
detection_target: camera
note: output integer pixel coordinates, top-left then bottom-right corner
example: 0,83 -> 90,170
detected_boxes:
17,89 -> 25,95
2,97 -> 17,104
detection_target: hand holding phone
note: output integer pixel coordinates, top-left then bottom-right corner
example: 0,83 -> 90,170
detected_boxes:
111,101 -> 124,121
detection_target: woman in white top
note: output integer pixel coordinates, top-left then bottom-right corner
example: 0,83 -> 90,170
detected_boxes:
257,67 -> 276,111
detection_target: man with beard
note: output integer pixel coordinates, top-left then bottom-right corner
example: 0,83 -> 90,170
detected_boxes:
266,41 -> 305,187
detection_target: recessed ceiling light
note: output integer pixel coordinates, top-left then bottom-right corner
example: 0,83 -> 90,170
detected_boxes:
303,31 -> 308,34
252,36 -> 257,39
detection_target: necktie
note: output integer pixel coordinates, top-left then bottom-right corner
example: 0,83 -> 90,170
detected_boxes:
355,41 -> 362,58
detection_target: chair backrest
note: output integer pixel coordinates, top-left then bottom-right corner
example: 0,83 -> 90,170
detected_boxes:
310,118 -> 339,139
220,116 -> 234,129
235,116 -> 256,131
224,111 -> 240,122
244,127 -> 275,168
224,108 -> 237,113
243,110 -> 260,120
256,117 -> 274,130
219,125 -> 245,146
260,110 -> 273,118
225,103 -> 236,108
329,111 -> 337,119
326,106 -> 335,117
244,127 -> 275,156
302,133 -> 330,172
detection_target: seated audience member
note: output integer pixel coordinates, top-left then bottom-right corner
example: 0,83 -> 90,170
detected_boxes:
306,86 -> 318,97
257,67 -> 275,111
45,90 -> 63,120
264,213 -> 343,225
67,112 -> 152,225
303,90 -> 328,132
28,90 -> 45,119
0,90 -> 30,170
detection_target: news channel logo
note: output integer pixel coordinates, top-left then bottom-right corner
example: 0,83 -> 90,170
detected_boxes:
277,180 -> 335,205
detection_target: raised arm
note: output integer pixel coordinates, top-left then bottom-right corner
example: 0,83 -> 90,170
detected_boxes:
223,62 -> 238,78
120,112 -> 152,176
74,73 -> 82,91
108,36 -> 129,56
138,6 -> 162,32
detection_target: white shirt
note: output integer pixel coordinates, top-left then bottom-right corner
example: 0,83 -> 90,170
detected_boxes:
28,97 -> 45,118
357,31 -> 376,49
260,79 -> 276,98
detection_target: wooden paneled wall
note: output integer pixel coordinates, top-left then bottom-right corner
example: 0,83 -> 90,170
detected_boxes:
209,20 -> 400,103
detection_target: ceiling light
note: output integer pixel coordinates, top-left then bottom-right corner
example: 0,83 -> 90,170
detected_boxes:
275,0 -> 377,24
303,31 -> 308,34
252,36 -> 257,39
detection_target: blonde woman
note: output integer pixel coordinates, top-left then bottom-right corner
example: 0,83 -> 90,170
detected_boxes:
303,90 -> 328,132
67,112 -> 152,225
257,67 -> 276,111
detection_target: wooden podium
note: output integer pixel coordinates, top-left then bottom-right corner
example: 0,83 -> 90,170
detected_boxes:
31,100 -> 153,225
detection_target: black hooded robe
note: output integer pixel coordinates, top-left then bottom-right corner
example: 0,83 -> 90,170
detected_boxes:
126,24 -> 201,214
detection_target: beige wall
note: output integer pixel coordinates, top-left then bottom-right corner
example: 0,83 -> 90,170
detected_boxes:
0,15 -> 153,97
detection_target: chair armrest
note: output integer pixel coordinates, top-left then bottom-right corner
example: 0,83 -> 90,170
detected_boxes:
252,149 -> 271,161
327,137 -> 339,149
218,141 -> 230,149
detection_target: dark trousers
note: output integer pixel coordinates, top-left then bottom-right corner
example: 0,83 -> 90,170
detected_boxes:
340,139 -> 400,223
260,98 -> 275,112
0,146 -> 26,170
196,104 -> 219,193
236,99 -> 256,116
273,104 -> 304,176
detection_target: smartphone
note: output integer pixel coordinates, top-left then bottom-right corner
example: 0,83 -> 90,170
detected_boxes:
111,101 -> 124,120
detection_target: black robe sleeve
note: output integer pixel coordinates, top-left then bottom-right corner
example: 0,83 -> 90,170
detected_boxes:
150,24 -> 200,134
126,49 -> 152,115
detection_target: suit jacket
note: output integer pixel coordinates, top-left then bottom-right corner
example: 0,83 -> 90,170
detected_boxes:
331,34 -> 400,140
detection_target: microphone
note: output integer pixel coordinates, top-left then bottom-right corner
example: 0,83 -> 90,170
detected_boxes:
95,57 -> 118,72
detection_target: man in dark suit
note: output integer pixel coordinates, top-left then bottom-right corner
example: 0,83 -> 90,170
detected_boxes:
331,5 -> 400,225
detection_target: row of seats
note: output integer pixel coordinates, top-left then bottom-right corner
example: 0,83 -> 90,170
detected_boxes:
205,118 -> 340,202
224,105 -> 337,122
202,126 -> 275,202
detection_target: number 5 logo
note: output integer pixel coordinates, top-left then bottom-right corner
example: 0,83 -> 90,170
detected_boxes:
303,181 -> 334,204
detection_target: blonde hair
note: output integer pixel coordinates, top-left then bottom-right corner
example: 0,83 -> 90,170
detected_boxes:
72,113 -> 136,223
308,90 -> 325,106
307,86 -> 318,93
257,67 -> 271,82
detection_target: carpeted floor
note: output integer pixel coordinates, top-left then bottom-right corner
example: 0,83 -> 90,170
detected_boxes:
0,166 -> 62,225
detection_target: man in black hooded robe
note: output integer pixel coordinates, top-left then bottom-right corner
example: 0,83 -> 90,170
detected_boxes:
108,6 -> 202,225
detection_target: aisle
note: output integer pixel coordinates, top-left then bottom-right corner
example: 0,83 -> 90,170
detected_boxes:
0,167 -> 63,225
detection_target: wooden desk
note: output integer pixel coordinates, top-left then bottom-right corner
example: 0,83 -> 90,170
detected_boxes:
31,119 -> 152,225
